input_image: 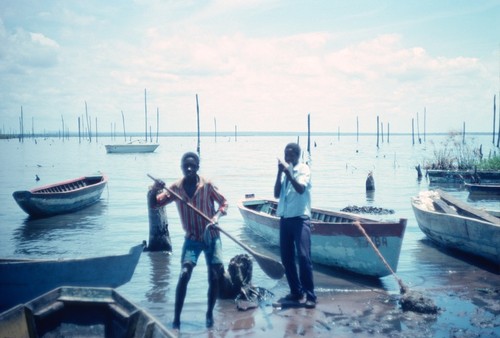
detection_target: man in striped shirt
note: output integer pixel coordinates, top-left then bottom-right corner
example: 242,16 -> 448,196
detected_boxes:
151,152 -> 228,330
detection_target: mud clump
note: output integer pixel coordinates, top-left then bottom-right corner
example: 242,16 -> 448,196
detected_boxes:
399,289 -> 440,314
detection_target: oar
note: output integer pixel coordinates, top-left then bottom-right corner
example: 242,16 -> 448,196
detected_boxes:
353,221 -> 438,314
147,174 -> 285,280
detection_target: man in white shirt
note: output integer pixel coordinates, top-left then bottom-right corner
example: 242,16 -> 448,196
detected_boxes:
274,143 -> 316,309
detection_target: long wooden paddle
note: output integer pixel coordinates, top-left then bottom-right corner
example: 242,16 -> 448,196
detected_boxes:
147,174 -> 285,280
353,221 -> 438,314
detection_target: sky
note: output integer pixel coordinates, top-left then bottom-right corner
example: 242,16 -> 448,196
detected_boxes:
1,0 -> 499,135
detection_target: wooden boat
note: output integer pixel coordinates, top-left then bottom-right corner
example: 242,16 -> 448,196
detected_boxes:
426,169 -> 500,184
0,244 -> 144,312
0,286 -> 175,337
237,195 -> 407,277
411,189 -> 500,264
105,142 -> 159,154
465,182 -> 500,196
12,174 -> 108,218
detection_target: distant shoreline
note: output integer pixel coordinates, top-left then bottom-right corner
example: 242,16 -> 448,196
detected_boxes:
0,131 -> 495,140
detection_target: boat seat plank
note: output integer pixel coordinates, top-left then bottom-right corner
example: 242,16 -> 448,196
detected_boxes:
436,189 -> 500,225
432,199 -> 458,215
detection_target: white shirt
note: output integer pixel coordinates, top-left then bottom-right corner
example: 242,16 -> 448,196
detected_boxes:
277,162 -> 312,218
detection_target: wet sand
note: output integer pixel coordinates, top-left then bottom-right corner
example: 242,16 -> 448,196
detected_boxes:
169,262 -> 499,338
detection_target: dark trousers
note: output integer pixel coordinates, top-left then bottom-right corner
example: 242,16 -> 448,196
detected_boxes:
279,216 -> 316,302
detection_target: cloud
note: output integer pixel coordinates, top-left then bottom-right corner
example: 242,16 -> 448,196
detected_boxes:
0,1 -> 497,134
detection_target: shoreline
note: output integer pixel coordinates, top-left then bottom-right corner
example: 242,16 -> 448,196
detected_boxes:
164,263 -> 499,337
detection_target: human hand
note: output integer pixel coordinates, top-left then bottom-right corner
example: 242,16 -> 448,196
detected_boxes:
153,179 -> 165,191
277,158 -> 287,172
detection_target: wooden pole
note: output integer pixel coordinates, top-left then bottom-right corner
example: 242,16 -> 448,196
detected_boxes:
412,118 -> 415,145
424,107 -> 426,143
121,110 -> 126,141
234,125 -> 238,142
462,122 -> 466,144
20,106 -> 24,143
85,101 -> 91,142
417,111 -> 421,143
493,95 -> 497,145
356,116 -> 359,143
307,113 -> 311,154
497,92 -> 500,147
196,94 -> 200,155
381,120 -> 384,143
61,115 -> 64,142
156,107 -> 159,143
387,122 -> 390,143
144,89 -> 148,142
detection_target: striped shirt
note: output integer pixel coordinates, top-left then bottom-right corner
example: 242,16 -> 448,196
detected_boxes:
155,176 -> 228,242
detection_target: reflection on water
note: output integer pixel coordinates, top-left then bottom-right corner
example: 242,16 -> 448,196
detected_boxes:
13,201 -> 107,256
417,238 -> 499,276
365,190 -> 375,202
146,251 -> 173,304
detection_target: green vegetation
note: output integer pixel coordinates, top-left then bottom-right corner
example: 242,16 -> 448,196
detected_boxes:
424,131 -> 500,170
477,155 -> 500,170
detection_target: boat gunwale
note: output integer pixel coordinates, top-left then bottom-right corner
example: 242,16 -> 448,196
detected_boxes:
12,174 -> 108,197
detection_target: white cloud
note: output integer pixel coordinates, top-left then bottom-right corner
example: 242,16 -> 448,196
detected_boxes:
0,1 -> 497,134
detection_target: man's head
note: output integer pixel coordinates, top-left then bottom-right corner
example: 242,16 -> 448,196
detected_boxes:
284,143 -> 301,165
181,152 -> 200,178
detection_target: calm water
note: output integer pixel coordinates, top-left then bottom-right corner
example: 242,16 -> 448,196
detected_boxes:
1,134 -> 498,335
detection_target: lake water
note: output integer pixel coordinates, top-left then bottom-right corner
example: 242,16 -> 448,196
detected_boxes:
0,133 -> 498,336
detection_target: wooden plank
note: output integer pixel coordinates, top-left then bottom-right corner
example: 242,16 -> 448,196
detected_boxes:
432,199 -> 458,215
436,189 -> 500,225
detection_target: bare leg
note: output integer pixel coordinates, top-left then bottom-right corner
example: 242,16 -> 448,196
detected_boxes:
173,262 -> 193,329
206,264 -> 223,328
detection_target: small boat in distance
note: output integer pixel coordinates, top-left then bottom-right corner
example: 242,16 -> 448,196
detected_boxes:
0,286 -> 175,337
238,195 -> 407,278
105,141 -> 159,153
411,189 -> 500,264
0,244 -> 144,312
12,174 -> 108,218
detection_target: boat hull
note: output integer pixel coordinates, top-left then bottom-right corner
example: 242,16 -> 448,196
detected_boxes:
0,286 -> 174,337
465,183 -> 500,196
12,174 -> 108,218
411,192 -> 500,264
0,244 -> 143,312
105,144 -> 159,153
426,169 -> 500,184
238,198 -> 407,277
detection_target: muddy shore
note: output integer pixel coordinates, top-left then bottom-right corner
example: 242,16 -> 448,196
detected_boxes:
169,262 -> 499,338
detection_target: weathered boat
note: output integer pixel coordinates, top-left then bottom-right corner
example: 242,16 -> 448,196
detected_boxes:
12,174 -> 108,218
105,142 -> 159,154
411,189 -> 500,264
0,244 -> 144,312
465,182 -> 500,196
426,169 -> 500,184
238,196 -> 407,277
0,286 -> 175,338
